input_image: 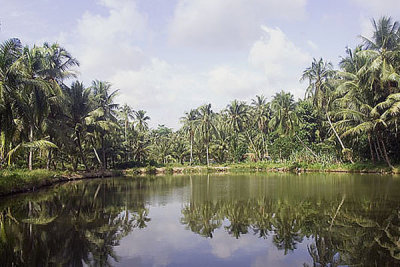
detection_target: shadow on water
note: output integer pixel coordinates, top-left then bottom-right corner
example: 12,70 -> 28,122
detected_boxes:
1,173 -> 400,266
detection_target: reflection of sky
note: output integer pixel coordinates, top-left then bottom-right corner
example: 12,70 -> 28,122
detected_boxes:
113,201 -> 313,267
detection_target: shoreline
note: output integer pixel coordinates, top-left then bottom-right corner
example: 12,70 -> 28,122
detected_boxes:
0,164 -> 398,197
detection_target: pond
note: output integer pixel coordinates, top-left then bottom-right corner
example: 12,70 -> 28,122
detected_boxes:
1,173 -> 400,266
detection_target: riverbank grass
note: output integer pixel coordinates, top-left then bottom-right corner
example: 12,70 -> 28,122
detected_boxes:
0,169 -> 63,196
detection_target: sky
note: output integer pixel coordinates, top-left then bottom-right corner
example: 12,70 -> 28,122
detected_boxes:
1,0 -> 399,128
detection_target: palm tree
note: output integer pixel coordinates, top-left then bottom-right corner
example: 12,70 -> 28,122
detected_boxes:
301,58 -> 335,109
361,16 -> 400,51
118,104 -> 134,143
135,110 -> 150,132
65,81 -> 91,171
251,95 -> 272,157
180,109 -> 199,165
270,91 -> 298,136
0,38 -> 22,164
196,104 -> 214,166
88,80 -> 119,169
12,45 -> 61,170
225,100 -> 249,162
270,91 -> 317,157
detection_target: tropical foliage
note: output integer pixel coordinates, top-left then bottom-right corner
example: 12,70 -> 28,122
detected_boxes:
1,16 -> 400,170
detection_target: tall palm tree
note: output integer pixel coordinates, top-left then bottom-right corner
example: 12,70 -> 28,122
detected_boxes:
180,109 -> 199,165
135,110 -> 150,132
225,100 -> 249,133
118,104 -> 134,143
12,45 -> 60,170
270,91 -> 317,157
65,81 -> 91,171
196,104 -> 214,166
89,80 -> 119,169
270,91 -> 298,136
301,58 -> 335,109
361,16 -> 400,51
251,95 -> 272,157
0,38 -> 22,163
225,100 -> 249,162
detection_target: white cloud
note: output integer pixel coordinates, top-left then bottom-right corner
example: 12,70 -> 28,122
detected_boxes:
60,0 -> 150,80
207,66 -> 267,103
50,1 -> 311,129
307,40 -> 318,50
111,58 -> 207,128
168,0 -> 307,48
350,0 -> 400,16
248,26 -> 311,97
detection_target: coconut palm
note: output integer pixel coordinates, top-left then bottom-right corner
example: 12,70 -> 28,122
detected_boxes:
270,91 -> 298,136
196,104 -> 214,166
180,109 -> 199,165
135,110 -> 150,132
118,104 -> 134,142
65,81 -> 92,171
301,58 -> 335,109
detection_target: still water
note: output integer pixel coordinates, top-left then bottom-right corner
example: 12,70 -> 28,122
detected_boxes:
1,173 -> 400,266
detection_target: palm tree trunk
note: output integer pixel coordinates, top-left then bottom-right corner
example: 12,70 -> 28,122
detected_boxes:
380,136 -> 393,168
46,149 -> 52,170
190,134 -> 193,165
28,125 -> 34,170
206,143 -> 209,166
91,138 -> 102,167
101,134 -> 106,169
373,138 -> 381,161
295,135 -> 318,158
76,130 -> 89,171
326,112 -> 354,163
368,135 -> 375,163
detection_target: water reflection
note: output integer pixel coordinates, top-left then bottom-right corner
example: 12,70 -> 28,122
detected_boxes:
1,174 -> 400,266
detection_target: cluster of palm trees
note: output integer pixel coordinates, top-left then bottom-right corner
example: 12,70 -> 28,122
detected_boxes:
0,39 -> 152,170
1,16 -> 400,170
179,16 -> 400,167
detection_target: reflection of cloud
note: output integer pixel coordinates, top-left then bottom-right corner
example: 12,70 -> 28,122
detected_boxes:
208,224 -> 255,258
252,236 -> 314,267
115,202 -> 204,266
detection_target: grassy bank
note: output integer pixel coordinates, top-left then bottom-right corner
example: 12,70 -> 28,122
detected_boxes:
1,162 -> 398,197
0,169 -> 122,197
228,161 -> 400,174
123,161 -> 400,175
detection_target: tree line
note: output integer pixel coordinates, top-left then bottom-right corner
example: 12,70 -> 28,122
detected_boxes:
1,16 -> 400,170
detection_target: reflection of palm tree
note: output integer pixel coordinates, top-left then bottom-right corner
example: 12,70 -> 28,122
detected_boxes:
133,207 -> 151,229
223,200 -> 251,239
271,200 -> 304,255
181,202 -> 221,238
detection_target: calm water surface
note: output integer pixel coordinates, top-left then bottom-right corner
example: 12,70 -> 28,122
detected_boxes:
2,173 -> 400,266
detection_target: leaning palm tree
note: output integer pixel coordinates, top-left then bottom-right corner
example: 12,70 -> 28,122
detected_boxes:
180,109 -> 199,165
195,104 -> 214,166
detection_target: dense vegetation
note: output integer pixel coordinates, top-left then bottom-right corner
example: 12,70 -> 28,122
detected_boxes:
1,16 -> 400,171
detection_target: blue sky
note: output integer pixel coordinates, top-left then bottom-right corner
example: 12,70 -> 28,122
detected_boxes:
1,0 -> 399,128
